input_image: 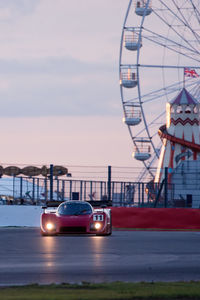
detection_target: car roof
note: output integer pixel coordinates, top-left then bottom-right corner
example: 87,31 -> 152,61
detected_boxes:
66,200 -> 88,203
59,201 -> 92,206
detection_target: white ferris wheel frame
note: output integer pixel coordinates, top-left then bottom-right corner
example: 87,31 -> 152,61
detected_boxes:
119,0 -> 200,181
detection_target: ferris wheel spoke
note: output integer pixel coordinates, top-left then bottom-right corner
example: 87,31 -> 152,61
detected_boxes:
191,1 -> 200,25
158,0 -> 200,41
152,8 -> 199,54
171,0 -> 200,41
132,112 -> 165,139
126,78 -> 198,105
142,28 -> 200,60
144,80 -> 199,104
190,83 -> 200,98
137,64 -> 200,69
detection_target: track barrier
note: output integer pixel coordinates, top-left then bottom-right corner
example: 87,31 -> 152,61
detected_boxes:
1,205 -> 200,230
111,207 -> 200,230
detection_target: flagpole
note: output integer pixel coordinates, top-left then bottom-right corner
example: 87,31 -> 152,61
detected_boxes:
183,67 -> 185,88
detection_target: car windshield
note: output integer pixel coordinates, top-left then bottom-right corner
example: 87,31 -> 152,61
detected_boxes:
58,202 -> 93,216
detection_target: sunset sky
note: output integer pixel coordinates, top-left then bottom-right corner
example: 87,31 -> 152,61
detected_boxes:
0,0 -> 137,168
0,0 -> 198,183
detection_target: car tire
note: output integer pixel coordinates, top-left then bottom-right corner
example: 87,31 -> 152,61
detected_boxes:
96,224 -> 112,236
40,230 -> 57,236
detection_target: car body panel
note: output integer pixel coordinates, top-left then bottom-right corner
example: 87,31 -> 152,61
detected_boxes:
40,201 -> 112,236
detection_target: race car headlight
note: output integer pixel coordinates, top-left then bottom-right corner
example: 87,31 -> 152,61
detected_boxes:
94,222 -> 101,230
46,222 -> 55,231
90,222 -> 102,231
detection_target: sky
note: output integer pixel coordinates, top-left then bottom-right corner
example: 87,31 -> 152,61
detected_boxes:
0,0 -> 198,181
0,0 -> 135,168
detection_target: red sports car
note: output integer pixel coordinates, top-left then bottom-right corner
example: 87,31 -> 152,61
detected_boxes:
40,200 -> 112,236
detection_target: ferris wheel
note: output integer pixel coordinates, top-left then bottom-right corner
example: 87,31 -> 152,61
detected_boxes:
119,0 -> 200,181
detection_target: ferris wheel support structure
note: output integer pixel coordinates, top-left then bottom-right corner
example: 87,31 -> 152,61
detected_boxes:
119,0 -> 200,181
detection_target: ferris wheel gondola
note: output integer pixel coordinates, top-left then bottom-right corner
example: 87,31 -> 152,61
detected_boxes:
119,0 -> 200,181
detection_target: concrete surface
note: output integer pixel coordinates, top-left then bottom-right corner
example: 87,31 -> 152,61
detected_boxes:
0,229 -> 200,285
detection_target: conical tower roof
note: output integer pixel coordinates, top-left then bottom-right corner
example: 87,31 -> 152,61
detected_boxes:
170,88 -> 198,105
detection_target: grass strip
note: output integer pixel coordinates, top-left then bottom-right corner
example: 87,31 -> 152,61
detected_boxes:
1,281 -> 200,300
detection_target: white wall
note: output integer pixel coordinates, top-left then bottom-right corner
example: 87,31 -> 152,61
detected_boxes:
0,205 -> 42,227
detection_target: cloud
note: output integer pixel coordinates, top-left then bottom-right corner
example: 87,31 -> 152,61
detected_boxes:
0,56 -> 113,75
0,115 -> 134,167
0,0 -> 124,61
0,55 -> 120,117
0,1 -> 124,118
0,0 -> 40,21
0,80 -> 120,117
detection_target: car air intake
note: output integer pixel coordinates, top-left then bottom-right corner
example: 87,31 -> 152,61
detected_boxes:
60,226 -> 87,233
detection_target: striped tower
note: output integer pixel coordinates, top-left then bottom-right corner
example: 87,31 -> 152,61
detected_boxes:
155,88 -> 200,183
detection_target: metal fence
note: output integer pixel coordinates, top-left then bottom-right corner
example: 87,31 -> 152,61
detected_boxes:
0,175 -> 174,207
1,162 -> 200,208
0,176 -> 136,205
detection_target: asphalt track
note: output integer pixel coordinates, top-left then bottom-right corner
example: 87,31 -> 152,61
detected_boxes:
0,228 -> 200,285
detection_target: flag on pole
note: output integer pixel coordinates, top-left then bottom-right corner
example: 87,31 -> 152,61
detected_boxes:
184,67 -> 199,78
